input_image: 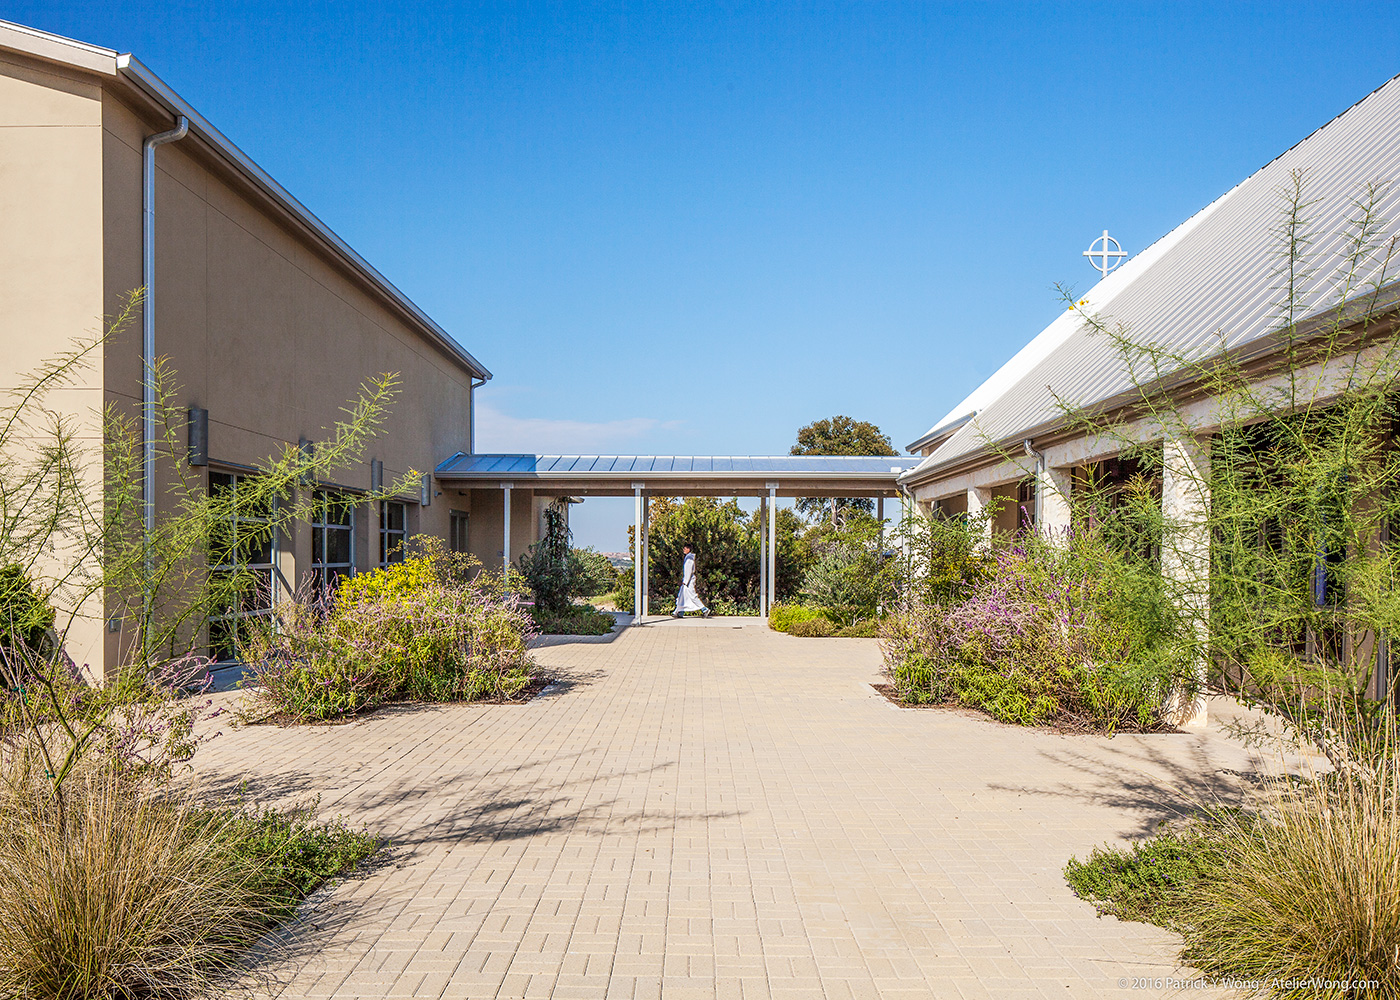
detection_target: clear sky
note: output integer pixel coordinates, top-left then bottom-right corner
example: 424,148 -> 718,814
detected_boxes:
14,2 -> 1400,548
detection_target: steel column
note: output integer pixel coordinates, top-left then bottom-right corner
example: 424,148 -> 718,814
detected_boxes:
878,495 -> 885,552
632,484 -> 644,620
766,483 -> 778,609
501,483 -> 512,577
758,494 -> 768,618
641,495 -> 650,617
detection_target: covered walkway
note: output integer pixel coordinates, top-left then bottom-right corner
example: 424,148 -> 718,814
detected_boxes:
434,454 -> 921,617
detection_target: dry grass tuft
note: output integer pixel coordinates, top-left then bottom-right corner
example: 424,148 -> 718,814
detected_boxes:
0,761 -> 263,1000
1187,738 -> 1400,997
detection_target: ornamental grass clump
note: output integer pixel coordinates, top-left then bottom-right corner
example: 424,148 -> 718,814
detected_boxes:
883,524 -> 1190,731
1066,712 -> 1400,997
0,762 -> 262,1000
245,537 -> 538,722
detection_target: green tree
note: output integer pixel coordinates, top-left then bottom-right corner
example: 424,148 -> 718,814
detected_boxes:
790,415 -> 899,525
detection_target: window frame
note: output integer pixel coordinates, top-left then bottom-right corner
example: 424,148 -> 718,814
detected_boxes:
310,488 -> 357,595
379,499 -> 407,566
207,469 -> 277,664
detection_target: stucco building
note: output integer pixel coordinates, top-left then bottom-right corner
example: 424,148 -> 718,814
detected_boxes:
0,20 -> 547,677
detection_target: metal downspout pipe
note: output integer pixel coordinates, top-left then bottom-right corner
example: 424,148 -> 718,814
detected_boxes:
142,116 -> 189,578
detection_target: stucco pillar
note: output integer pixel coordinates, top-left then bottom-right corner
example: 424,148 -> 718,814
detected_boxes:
966,487 -> 993,541
1162,434 -> 1212,727
1037,465 -> 1074,541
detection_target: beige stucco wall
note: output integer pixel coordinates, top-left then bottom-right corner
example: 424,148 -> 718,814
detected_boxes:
0,51 -> 110,677
459,488 -> 547,573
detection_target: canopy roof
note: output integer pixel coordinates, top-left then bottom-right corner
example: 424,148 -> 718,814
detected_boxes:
903,72 -> 1400,486
434,454 -> 920,497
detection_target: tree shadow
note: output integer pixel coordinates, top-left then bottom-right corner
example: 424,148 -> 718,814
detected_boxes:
988,737 -> 1271,839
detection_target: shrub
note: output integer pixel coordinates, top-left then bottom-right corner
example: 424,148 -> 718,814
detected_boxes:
516,501 -> 573,613
800,537 -> 884,621
768,603 -> 825,633
1183,746 -> 1400,994
245,537 -> 537,721
788,617 -> 836,638
883,527 -> 1190,731
834,620 -> 879,638
0,757 -> 381,1000
0,564 -> 54,658
1065,822 -> 1227,930
213,804 -> 380,926
568,547 -> 618,597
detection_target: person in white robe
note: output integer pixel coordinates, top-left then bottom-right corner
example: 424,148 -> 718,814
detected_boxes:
673,543 -> 712,618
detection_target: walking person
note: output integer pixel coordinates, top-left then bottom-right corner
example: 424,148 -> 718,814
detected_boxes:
673,543 -> 713,618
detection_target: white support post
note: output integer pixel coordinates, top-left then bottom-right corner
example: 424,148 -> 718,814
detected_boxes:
641,495 -> 650,617
501,483 -> 513,578
758,494 -> 768,618
766,483 -> 778,609
632,484 -> 644,621
1162,435 -> 1212,727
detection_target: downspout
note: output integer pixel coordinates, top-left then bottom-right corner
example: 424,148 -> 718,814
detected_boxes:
469,376 -> 486,453
1023,439 -> 1045,528
142,115 -> 189,577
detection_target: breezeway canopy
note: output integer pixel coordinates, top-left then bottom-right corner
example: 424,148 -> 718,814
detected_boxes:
433,454 -> 921,619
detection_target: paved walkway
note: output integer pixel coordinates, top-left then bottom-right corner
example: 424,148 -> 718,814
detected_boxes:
203,618 -> 1270,1000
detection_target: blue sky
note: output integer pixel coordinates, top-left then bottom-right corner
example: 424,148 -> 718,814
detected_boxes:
15,2 -> 1400,548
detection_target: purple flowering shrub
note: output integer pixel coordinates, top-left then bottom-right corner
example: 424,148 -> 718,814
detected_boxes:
0,644 -> 219,787
883,526 -> 1192,731
244,540 -> 539,722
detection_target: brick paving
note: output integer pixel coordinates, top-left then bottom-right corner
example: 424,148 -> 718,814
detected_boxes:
203,617 -> 1267,999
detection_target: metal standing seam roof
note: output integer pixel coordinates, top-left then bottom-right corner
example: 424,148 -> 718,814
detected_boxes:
0,19 -> 491,382
904,72 -> 1400,486
435,454 -> 921,479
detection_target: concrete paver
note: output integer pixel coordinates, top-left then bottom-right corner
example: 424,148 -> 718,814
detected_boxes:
200,618 -> 1264,999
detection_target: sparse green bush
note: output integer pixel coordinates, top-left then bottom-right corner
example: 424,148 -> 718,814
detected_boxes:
788,617 -> 837,638
768,603 -> 825,633
568,547 -> 618,598
516,501 -> 573,613
800,516 -> 895,626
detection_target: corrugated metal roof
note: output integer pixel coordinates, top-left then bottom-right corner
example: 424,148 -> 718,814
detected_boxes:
905,72 -> 1400,484
436,454 -> 920,478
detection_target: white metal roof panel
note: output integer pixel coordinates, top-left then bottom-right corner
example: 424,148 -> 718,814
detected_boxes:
906,73 -> 1400,483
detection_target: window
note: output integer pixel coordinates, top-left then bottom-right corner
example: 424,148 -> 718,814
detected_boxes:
380,500 -> 407,566
311,490 -> 356,594
208,471 -> 276,663
450,510 -> 469,554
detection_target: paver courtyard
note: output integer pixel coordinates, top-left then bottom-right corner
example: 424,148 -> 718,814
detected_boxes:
205,620 -> 1261,1000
